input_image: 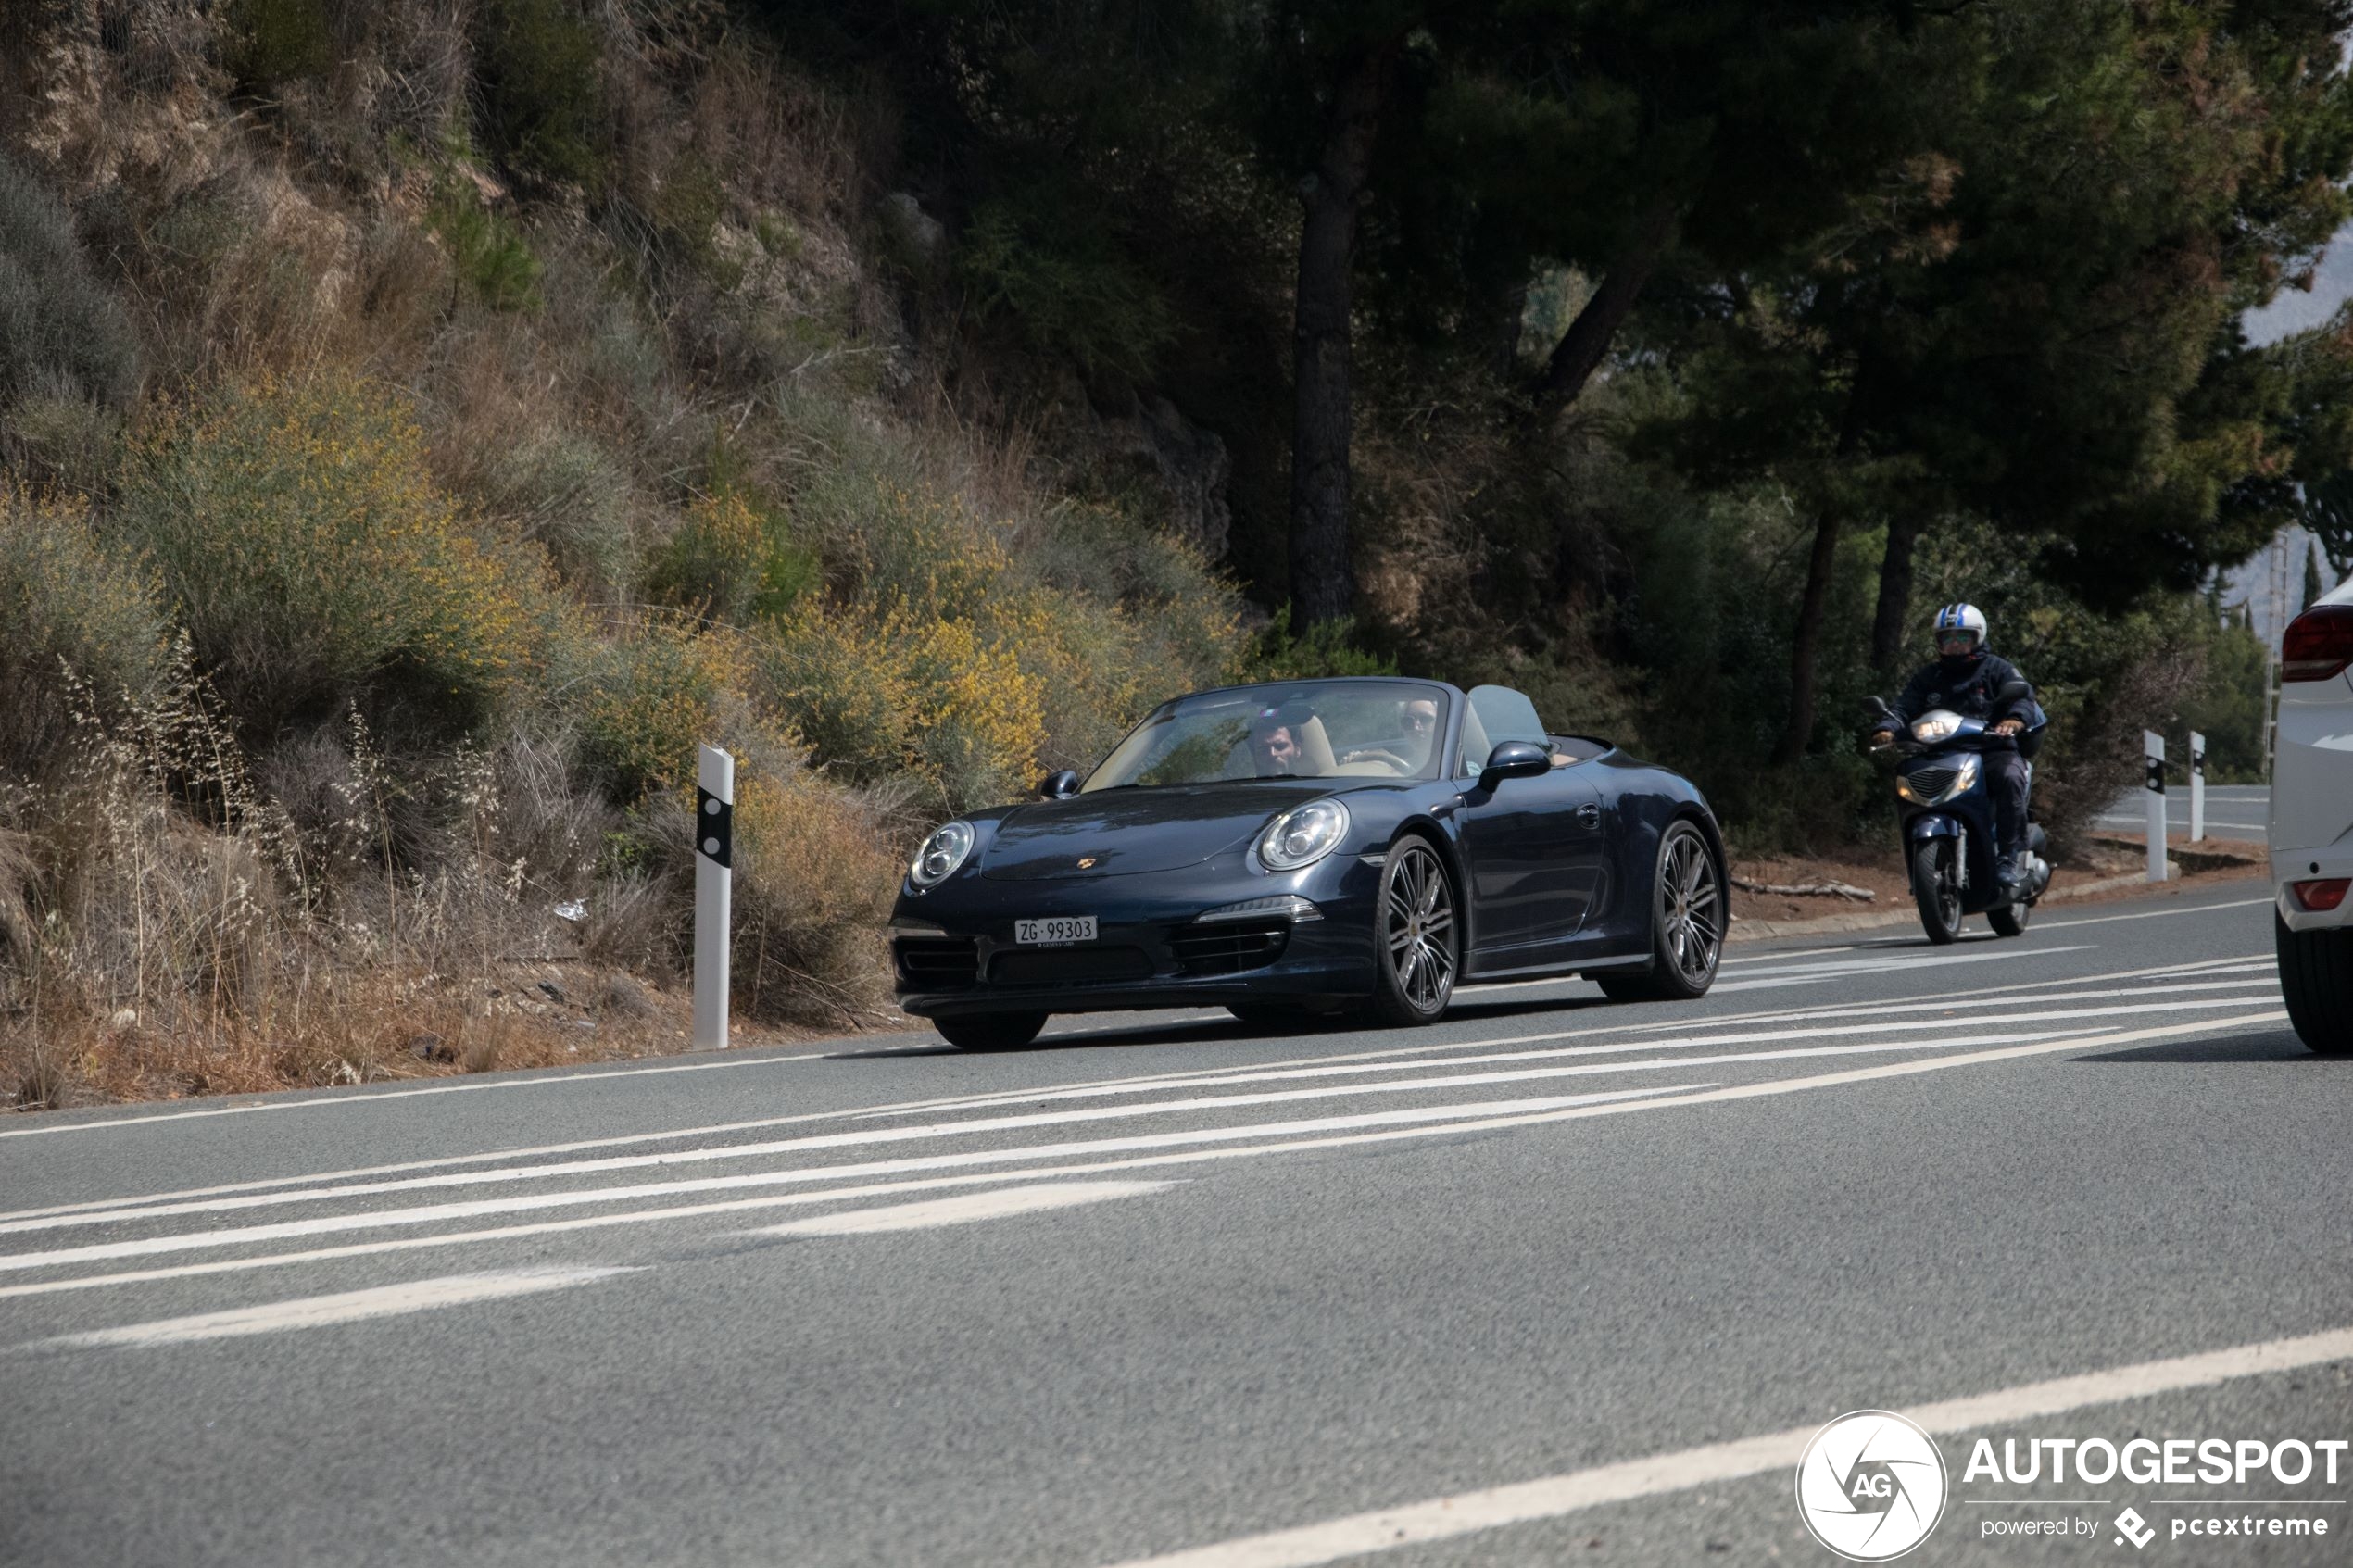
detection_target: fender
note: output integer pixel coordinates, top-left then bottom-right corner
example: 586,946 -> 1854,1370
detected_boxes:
1906,813 -> 1965,842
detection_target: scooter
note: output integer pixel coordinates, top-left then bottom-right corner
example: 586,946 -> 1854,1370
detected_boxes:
1863,679 -> 2053,944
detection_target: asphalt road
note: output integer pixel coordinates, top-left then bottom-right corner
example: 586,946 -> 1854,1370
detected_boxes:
2095,783 -> 2270,839
3,880 -> 2344,1568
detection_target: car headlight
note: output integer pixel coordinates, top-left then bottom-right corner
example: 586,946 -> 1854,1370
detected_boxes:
1258,799 -> 1350,872
909,821 -> 976,888
1910,710 -> 1962,744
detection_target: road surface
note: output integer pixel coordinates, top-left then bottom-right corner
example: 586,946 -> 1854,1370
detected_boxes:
2095,783 -> 2270,839
2,881 -> 2342,1566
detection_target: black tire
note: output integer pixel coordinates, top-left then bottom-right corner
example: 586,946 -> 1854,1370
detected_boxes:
1596,820 -> 1723,1002
2276,911 -> 2353,1056
1366,835 -> 1458,1026
1910,837 -> 1963,945
934,1011 -> 1050,1052
1987,897 -> 2031,937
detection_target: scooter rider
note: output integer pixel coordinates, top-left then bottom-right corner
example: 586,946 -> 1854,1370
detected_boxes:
1869,603 -> 2035,890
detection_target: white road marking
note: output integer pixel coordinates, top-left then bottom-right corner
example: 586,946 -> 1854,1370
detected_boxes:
742,1180 -> 1174,1236
0,1086 -> 1705,1273
848,997 -> 2272,1120
2,1001 -> 2296,1299
5,957 -> 2270,1232
18,1266 -> 638,1351
9,1007 -> 2214,1237
2032,896 -> 2274,930
1098,1323 -> 2353,1568
0,1053 -> 827,1142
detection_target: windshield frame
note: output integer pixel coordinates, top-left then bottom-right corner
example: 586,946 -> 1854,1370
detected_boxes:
1079,679 -> 1456,792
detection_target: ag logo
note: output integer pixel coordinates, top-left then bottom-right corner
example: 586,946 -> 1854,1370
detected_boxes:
1795,1411 -> 1948,1561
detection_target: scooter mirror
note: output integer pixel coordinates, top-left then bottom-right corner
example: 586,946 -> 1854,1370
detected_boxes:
1994,678 -> 2032,705
1861,696 -> 1894,721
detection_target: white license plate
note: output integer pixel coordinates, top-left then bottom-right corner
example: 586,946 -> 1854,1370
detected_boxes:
1015,916 -> 1097,946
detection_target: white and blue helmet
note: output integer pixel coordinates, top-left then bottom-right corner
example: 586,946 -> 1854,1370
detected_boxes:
1932,602 -> 1988,648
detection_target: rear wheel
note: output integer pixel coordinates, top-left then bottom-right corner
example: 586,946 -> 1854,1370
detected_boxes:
1910,838 -> 1963,945
2276,912 -> 2353,1056
1986,897 -> 2031,937
1366,836 -> 1458,1026
935,1011 -> 1050,1052
1596,821 -> 1723,1002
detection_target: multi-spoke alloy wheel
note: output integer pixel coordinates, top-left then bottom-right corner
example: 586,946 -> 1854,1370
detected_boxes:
1659,827 -> 1723,988
1598,820 -> 1723,1002
1370,838 -> 1457,1024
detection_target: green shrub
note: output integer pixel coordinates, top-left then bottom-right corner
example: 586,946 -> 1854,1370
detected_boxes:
426,177 -> 543,311
473,0 -> 606,187
569,615 -> 745,800
957,187 -> 1175,384
643,489 -> 816,623
223,0 -> 333,92
0,487 -> 169,770
113,372 -> 557,741
480,427 -> 635,596
0,155 -> 139,408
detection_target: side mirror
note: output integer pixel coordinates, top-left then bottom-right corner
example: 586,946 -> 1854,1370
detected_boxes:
1478,741 -> 1552,793
1862,696 -> 1894,721
1994,678 -> 2032,706
1037,769 -> 1081,800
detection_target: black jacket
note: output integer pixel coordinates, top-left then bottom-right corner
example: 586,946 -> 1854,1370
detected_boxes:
1888,650 -> 2032,734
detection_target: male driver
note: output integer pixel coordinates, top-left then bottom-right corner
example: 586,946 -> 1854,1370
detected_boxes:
1871,602 -> 2035,889
1249,699 -> 1318,776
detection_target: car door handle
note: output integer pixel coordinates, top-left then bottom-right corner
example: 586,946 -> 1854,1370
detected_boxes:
1576,802 -> 1601,830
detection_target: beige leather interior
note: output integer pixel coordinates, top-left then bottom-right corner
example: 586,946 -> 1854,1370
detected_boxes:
1222,713 -> 1341,778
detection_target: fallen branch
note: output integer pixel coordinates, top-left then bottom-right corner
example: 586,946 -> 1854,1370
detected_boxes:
1730,875 -> 1876,902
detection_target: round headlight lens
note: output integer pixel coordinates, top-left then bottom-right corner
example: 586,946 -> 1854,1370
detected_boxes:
1910,710 -> 1961,744
1258,798 -> 1350,872
909,821 -> 976,888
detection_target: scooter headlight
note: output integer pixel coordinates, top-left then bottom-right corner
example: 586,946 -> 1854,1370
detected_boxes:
1895,753 -> 1981,806
1909,709 -> 1963,744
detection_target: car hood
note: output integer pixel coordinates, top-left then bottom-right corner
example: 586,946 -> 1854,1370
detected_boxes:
979,782 -> 1343,881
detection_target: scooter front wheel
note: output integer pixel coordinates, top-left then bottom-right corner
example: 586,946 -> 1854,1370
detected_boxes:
1910,838 -> 1963,945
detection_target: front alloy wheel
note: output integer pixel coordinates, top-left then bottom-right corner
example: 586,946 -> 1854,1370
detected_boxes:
1369,837 -> 1456,1025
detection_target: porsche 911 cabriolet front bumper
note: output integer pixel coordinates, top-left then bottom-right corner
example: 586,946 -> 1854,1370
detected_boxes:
889,852 -> 1383,1019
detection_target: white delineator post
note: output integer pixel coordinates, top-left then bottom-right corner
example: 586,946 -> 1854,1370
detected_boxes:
2188,731 -> 2206,843
2143,730 -> 2167,883
693,745 -> 734,1051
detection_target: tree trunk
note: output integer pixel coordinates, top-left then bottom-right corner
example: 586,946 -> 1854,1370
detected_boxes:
1870,508 -> 1923,673
1524,194 -> 1680,423
1775,508 -> 1844,766
1289,43 -> 1397,630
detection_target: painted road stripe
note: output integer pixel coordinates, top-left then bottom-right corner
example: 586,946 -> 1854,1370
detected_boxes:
850,997 -> 2275,1120
0,1002 -> 2296,1299
18,1266 -> 638,1351
0,1019 -> 2157,1236
1099,1323 -> 2353,1568
0,1054 -> 825,1142
0,1086 -> 1703,1273
742,1180 -> 1175,1237
2,959 -> 2269,1230
2032,896 -> 2273,930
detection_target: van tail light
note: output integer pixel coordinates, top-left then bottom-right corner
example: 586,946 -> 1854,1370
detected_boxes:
2282,605 -> 2353,682
2292,878 -> 2350,912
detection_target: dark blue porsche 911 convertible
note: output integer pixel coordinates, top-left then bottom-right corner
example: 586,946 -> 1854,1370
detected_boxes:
888,677 -> 1727,1050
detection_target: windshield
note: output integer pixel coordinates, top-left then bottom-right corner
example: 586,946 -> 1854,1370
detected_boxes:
1082,682 -> 1452,790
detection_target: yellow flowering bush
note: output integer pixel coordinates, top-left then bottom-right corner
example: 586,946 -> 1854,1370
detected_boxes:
572,613 -> 746,799
728,773 -> 900,1023
115,372 -> 556,738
